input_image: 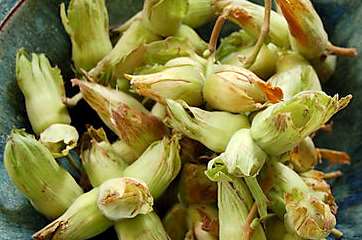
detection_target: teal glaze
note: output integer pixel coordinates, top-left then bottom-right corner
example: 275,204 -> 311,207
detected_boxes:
0,0 -> 361,239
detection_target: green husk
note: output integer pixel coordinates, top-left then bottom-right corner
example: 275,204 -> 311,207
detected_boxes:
111,140 -> 140,164
39,124 -> 79,158
284,190 -> 336,239
89,20 -> 160,86
60,0 -> 112,71
137,37 -> 207,67
111,35 -> 207,78
97,177 -> 153,221
115,212 -> 170,240
221,128 -> 267,177
267,51 -> 322,100
205,165 -> 266,240
165,99 -> 250,152
265,216 -> 303,240
217,179 -> 266,240
216,30 -> 256,61
268,162 -> 309,217
4,129 -> 83,219
276,0 -> 357,59
179,163 -> 217,205
186,204 -> 219,240
128,57 -> 205,106
207,157 -> 270,223
142,0 -> 189,36
311,55 -> 337,83
244,176 -> 268,219
268,162 -> 336,239
72,79 -> 147,133
275,0 -> 327,59
174,24 -> 208,55
251,91 -> 352,156
33,189 -> 112,240
183,0 -> 215,28
282,137 -> 320,173
215,0 -> 290,48
123,134 -> 182,199
204,64 -> 283,113
16,49 -> 71,135
163,204 -> 188,240
80,127 -> 128,187
95,8 -> 207,86
301,170 -> 338,215
221,43 -> 279,80
151,102 -> 167,120
73,79 -> 167,155
111,103 -> 168,156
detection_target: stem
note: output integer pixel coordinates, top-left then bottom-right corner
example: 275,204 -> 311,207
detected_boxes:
324,171 -> 343,180
241,0 -> 272,68
208,14 -> 227,53
326,44 -> 358,57
250,218 -> 260,229
331,228 -> 343,239
244,167 -> 274,240
62,92 -> 83,107
245,177 -> 268,218
244,203 -> 258,240
317,148 -> 351,165
80,69 -> 96,82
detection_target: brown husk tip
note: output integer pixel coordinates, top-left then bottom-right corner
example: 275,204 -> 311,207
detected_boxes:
317,148 -> 351,165
256,81 -> 284,103
32,220 -> 65,240
111,103 -> 168,151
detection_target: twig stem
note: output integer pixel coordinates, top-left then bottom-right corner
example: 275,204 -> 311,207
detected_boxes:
242,0 -> 272,68
208,14 -> 227,53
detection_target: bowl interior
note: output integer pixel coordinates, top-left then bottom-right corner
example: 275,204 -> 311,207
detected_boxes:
0,0 -> 362,239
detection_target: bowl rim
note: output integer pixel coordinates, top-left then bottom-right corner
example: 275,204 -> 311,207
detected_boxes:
0,0 -> 28,31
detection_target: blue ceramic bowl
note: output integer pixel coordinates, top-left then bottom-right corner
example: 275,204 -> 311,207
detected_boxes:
0,0 -> 361,239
